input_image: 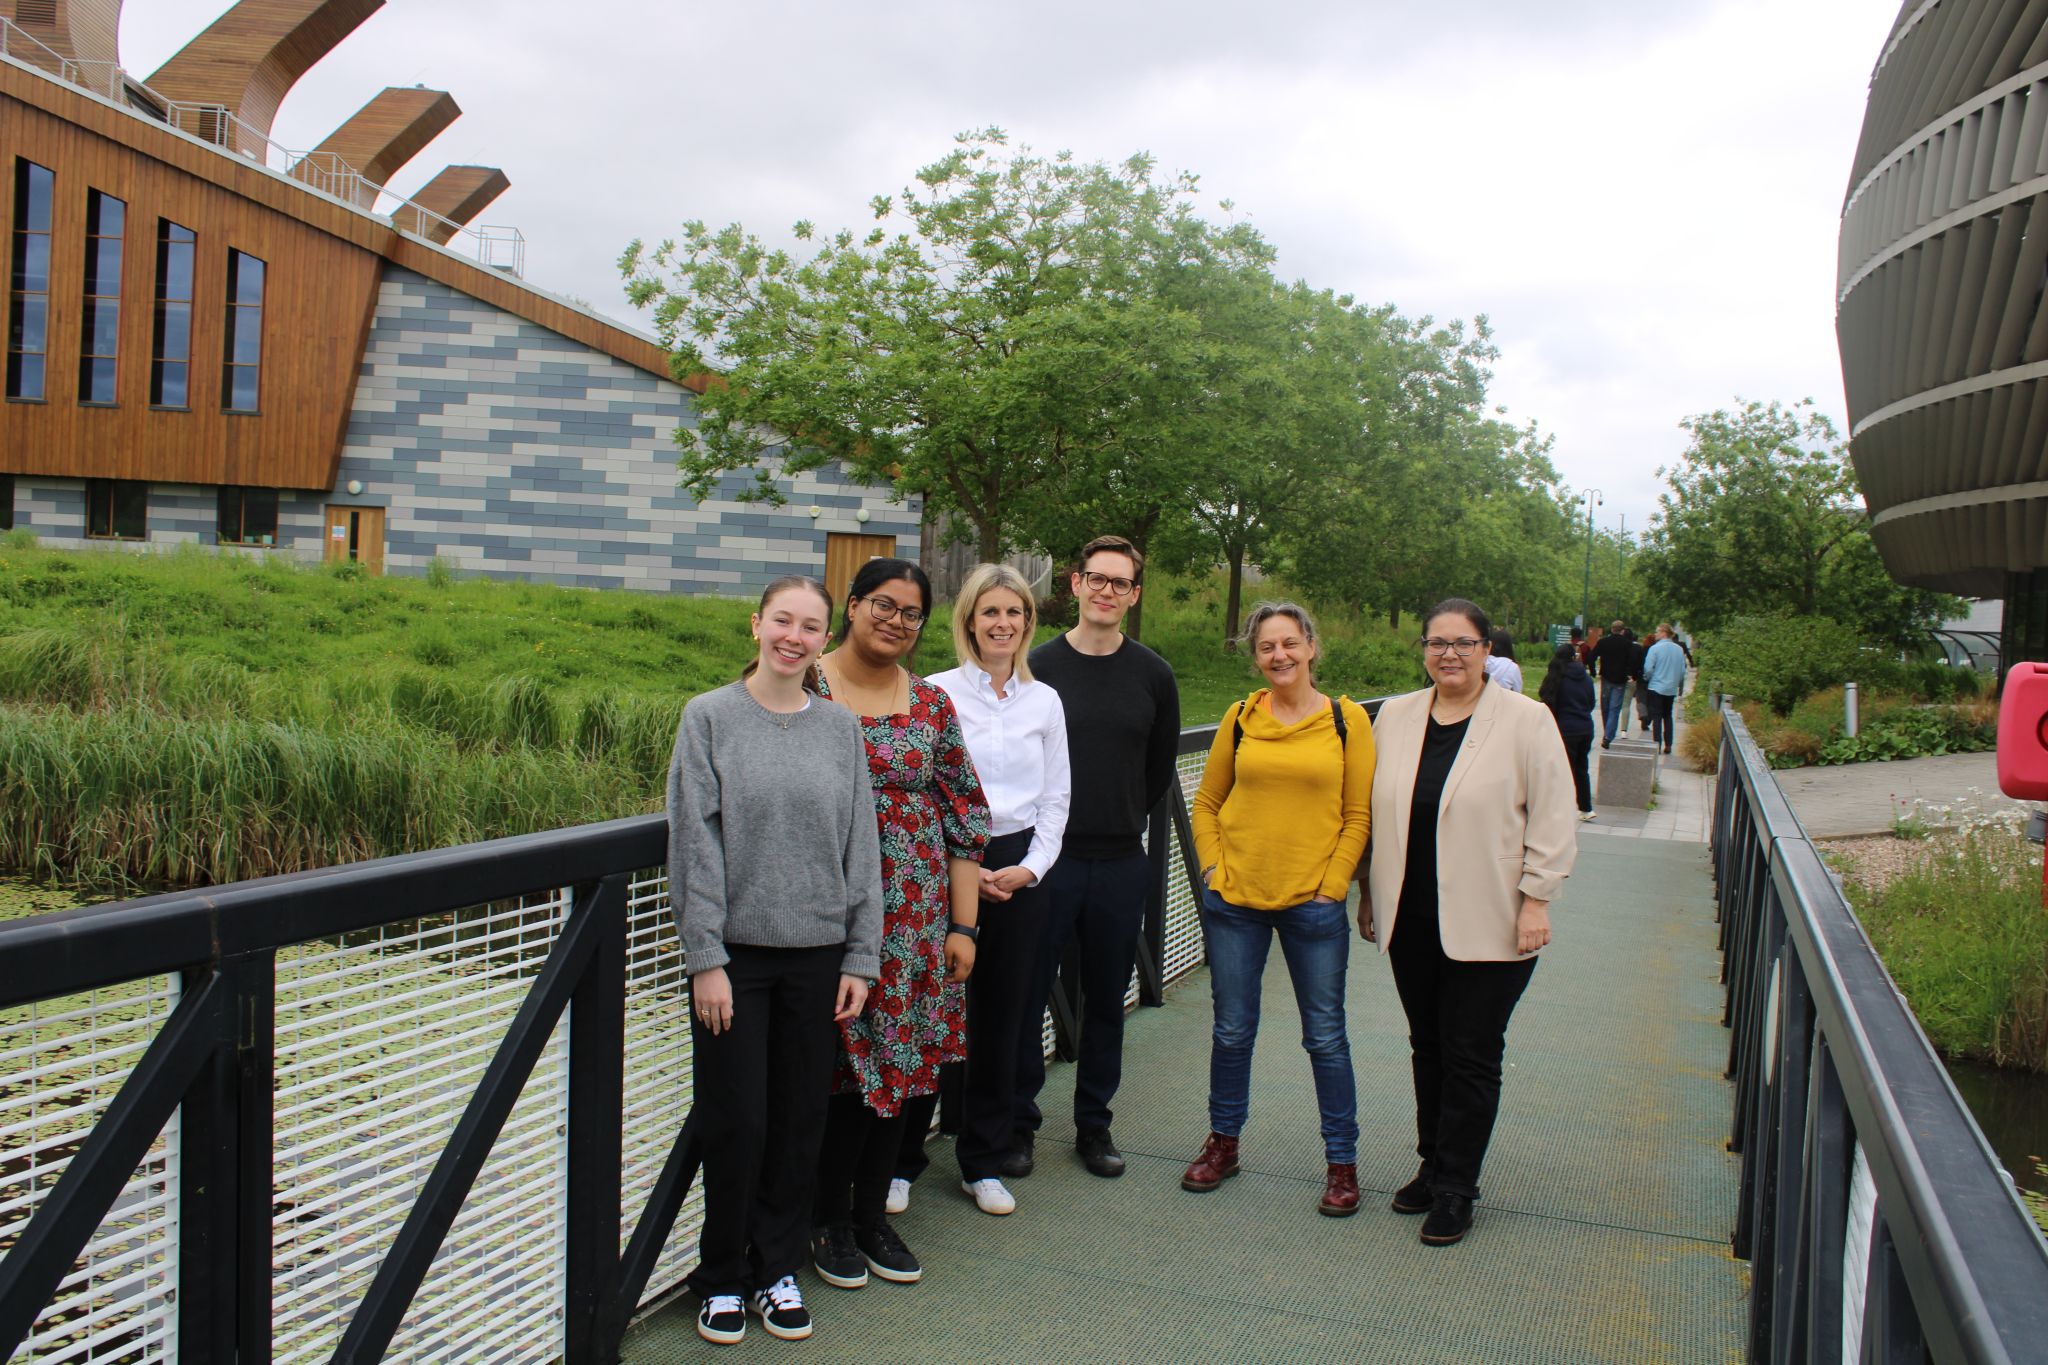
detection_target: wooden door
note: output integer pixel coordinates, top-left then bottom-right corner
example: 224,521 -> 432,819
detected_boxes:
323,505 -> 386,574
824,532 -> 898,607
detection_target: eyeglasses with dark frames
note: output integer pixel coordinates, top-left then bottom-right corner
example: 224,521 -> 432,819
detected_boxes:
1079,570 -> 1138,597
860,596 -> 926,629
1419,637 -> 1484,657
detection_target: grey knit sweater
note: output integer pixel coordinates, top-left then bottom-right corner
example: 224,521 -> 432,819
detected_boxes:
666,681 -> 884,980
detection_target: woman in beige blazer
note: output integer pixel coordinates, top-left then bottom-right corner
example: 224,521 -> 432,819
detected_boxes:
1360,598 -> 1577,1247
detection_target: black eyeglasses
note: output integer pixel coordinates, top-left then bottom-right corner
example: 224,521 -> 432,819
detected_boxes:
1079,571 -> 1138,597
860,596 -> 926,630
1420,637 -> 1483,657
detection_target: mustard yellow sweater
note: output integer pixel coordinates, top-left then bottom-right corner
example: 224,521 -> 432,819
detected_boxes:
1190,689 -> 1376,910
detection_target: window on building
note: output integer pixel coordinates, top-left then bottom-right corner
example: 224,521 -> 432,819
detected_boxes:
150,220 -> 195,408
217,485 -> 278,545
79,190 -> 125,404
222,250 -> 263,412
85,479 -> 147,539
7,159 -> 54,401
0,474 -> 14,531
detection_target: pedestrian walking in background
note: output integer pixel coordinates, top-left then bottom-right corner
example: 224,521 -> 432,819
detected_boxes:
669,576 -> 883,1346
1630,629 -> 1653,734
809,558 -> 991,1293
1483,629 -> 1522,692
1361,598 -> 1577,1247
1538,644 -> 1597,822
1184,602 -> 1376,1217
1591,620 -> 1635,748
1642,624 -> 1687,755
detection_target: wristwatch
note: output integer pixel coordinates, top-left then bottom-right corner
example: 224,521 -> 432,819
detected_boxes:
947,921 -> 980,942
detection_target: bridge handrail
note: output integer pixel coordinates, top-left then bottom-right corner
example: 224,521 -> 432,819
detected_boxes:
1713,702 -> 2048,1363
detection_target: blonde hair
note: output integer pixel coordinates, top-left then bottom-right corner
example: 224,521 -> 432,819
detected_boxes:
953,563 -> 1039,682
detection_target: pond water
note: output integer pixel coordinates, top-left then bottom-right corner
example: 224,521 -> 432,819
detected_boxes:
1946,1057 -> 2048,1204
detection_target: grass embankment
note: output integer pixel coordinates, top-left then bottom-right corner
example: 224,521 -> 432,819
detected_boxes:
1680,684 -> 1996,776
0,541 -> 1421,895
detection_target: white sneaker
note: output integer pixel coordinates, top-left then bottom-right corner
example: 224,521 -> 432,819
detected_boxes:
961,1177 -> 1016,1215
1580,810 -> 1598,822
885,1177 -> 911,1214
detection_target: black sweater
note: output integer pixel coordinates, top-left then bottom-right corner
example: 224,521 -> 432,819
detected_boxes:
1541,661 -> 1597,738
1591,632 -> 1635,682
1030,633 -> 1181,859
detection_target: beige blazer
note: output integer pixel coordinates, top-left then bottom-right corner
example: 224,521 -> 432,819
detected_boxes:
1365,681 -> 1578,961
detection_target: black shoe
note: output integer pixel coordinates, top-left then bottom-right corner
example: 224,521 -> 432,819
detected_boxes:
1390,1166 -> 1433,1215
1600,739 -> 1611,750
811,1223 -> 867,1289
748,1276 -> 813,1340
998,1134 -> 1035,1179
1420,1191 -> 1475,1246
1076,1127 -> 1126,1178
697,1293 -> 746,1345
855,1221 -> 923,1283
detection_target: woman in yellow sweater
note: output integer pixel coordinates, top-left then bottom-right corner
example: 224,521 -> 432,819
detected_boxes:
1182,602 -> 1376,1216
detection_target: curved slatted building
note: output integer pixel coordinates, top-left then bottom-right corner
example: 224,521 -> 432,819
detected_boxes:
1839,0 -> 2048,669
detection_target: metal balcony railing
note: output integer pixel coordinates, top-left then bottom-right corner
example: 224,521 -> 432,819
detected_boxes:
1712,703 -> 2048,1363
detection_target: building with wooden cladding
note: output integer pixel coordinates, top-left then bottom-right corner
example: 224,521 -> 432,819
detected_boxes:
0,0 -> 917,597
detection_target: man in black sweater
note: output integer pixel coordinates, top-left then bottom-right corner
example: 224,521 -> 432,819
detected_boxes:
1591,620 -> 1636,748
1012,534 -> 1181,1180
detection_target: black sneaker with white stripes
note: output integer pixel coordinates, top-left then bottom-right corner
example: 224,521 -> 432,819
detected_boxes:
749,1275 -> 813,1340
696,1292 -> 745,1345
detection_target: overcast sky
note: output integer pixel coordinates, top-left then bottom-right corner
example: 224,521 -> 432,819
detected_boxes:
119,0 -> 1903,535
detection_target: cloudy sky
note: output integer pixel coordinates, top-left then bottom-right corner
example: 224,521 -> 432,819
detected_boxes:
119,0 -> 1903,534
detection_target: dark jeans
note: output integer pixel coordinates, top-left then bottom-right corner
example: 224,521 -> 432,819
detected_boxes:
1388,915 -> 1537,1199
689,944 -> 841,1297
816,1092 -> 912,1231
1015,851 -> 1150,1137
1647,690 -> 1677,749
1600,681 -> 1628,742
1562,731 -> 1593,812
1201,888 -> 1357,1162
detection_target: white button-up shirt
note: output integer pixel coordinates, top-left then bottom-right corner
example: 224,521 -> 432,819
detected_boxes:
927,661 -> 1071,885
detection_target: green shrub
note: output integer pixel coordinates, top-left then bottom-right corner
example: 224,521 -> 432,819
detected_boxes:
1816,705 -> 1995,765
1,528 -> 36,549
409,631 -> 462,667
425,556 -> 456,590
495,675 -> 560,749
1699,613 -> 1864,715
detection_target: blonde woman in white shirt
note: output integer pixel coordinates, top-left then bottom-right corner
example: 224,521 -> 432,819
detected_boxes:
898,563 -> 1072,1217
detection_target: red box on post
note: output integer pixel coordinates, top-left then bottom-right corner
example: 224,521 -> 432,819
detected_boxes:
1997,661 -> 2048,799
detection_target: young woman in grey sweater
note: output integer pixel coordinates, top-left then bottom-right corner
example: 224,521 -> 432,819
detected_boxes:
668,575 -> 884,1347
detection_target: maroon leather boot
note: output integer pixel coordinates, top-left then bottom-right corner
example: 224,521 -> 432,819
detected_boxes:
1318,1162 -> 1360,1216
1180,1133 -> 1240,1191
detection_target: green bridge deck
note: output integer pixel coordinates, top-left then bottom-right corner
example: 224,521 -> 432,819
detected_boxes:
621,833 -> 1747,1363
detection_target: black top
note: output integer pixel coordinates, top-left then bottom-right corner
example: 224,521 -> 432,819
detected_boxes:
1542,661 -> 1596,738
1395,713 -> 1470,949
1628,640 -> 1647,683
1591,631 -> 1635,682
1030,633 -> 1182,859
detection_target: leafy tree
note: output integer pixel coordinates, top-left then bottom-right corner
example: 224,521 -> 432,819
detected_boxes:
619,129 -> 1267,579
1636,399 -> 1959,643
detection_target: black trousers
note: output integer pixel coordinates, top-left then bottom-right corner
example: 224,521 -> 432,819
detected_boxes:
1647,690 -> 1677,748
1015,851 -> 1150,1136
816,1092 -> 911,1230
1388,914 -> 1537,1200
689,944 -> 841,1297
1562,731 -> 1593,812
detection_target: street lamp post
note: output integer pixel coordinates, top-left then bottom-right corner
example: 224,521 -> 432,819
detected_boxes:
1579,489 -> 1604,628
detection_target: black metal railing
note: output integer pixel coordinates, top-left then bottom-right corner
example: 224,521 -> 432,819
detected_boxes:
1712,704 -> 2048,1364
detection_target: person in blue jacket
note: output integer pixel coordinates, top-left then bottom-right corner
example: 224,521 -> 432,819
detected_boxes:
1537,644 -> 1597,822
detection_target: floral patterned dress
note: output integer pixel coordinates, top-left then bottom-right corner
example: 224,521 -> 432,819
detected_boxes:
816,670 -> 991,1118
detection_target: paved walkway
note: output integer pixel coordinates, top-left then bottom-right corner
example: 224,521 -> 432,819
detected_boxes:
1771,751 -> 2024,838
1574,692 -> 1714,844
620,837 -> 1744,1364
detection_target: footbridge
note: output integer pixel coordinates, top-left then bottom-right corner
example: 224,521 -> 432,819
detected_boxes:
1,710 -> 2042,1363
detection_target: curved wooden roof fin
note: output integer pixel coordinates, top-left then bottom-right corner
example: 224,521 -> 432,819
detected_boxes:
1,0 -> 124,66
144,0 -> 383,153
401,164 -> 512,243
296,86 -> 459,206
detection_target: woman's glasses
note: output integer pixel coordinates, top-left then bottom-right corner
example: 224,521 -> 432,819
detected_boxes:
1419,637 -> 1483,657
861,596 -> 926,629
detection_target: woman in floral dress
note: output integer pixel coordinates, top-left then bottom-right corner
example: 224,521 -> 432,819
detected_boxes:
809,558 -> 990,1290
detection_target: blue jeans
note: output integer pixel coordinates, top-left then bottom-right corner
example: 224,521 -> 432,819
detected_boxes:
1201,888 -> 1358,1163
1600,681 -> 1628,743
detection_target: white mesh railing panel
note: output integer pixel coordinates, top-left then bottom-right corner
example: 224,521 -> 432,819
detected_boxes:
1160,750 -> 1210,985
0,978 -> 180,1365
270,893 -> 570,1365
618,870 -> 701,1308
